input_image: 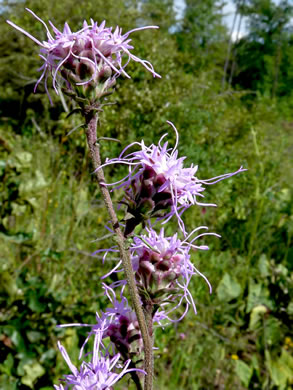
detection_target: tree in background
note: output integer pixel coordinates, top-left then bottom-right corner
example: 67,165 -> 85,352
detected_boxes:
139,0 -> 176,31
175,0 -> 228,73
231,0 -> 293,97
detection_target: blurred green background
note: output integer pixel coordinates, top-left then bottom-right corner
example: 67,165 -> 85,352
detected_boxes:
0,0 -> 292,389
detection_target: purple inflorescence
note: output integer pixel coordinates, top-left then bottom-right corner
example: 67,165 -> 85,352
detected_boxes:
8,8 -> 248,388
54,319 -> 145,390
58,284 -> 143,360
98,121 -> 246,234
99,285 -> 143,357
130,227 -> 218,319
7,8 -> 160,102
95,227 -> 220,321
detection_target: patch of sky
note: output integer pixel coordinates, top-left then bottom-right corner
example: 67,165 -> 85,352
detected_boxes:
174,0 -> 289,41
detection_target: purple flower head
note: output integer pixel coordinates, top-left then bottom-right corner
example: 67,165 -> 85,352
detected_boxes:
58,284 -> 143,360
95,284 -> 171,347
98,121 -> 246,235
55,320 -> 145,390
129,226 -> 218,318
100,284 -> 143,357
7,8 -> 160,103
57,283 -> 168,358
96,227 -> 219,321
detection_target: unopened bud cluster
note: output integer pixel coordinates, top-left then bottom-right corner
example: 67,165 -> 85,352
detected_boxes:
133,243 -> 182,305
123,165 -> 173,236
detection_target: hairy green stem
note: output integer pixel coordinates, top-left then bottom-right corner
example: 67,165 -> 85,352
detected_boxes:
84,112 -> 153,390
143,303 -> 154,390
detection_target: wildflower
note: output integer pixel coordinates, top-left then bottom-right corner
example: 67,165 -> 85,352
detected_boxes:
101,285 -> 143,358
129,226 -> 218,318
98,121 -> 246,234
231,354 -> 239,360
7,8 -> 160,103
95,226 -> 218,320
55,320 -> 145,390
57,282 -> 170,359
58,284 -> 143,360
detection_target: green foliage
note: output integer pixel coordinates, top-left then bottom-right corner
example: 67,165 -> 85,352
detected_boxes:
176,0 -> 228,71
0,0 -> 293,389
232,0 -> 293,97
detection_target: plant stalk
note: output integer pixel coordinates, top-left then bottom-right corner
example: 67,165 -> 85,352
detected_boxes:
84,111 -> 153,390
143,303 -> 154,390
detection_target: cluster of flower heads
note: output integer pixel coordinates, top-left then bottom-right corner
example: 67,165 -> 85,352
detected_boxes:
99,121 -> 246,234
7,8 -> 160,103
55,285 -> 147,389
92,122 -> 246,327
48,120 -> 244,388
8,10 -> 247,389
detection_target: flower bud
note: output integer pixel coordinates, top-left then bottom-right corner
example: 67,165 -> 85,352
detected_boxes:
156,260 -> 170,272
